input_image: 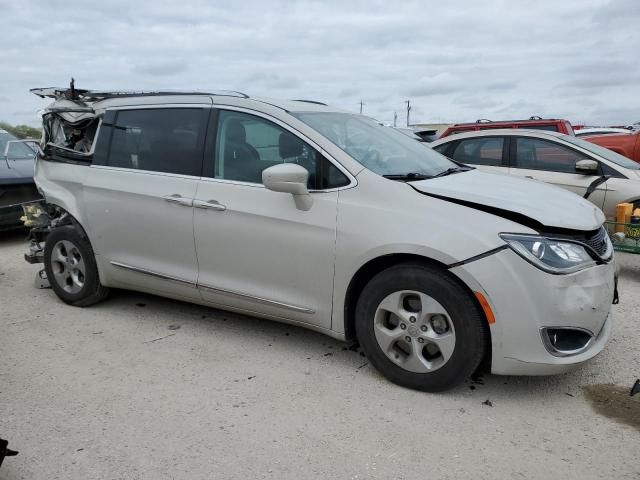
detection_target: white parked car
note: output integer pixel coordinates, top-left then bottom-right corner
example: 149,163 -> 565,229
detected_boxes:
431,129 -> 640,218
575,127 -> 633,137
27,87 -> 616,392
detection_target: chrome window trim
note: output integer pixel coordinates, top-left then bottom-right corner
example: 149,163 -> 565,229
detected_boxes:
91,164 -> 203,180
110,260 -> 315,314
198,283 -> 315,314
209,105 -> 358,192
110,261 -> 197,287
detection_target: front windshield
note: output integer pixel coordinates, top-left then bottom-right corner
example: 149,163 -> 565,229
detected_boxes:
0,131 -> 36,160
562,134 -> 640,170
293,112 -> 456,177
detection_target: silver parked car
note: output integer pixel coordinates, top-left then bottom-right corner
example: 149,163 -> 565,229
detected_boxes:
27,86 -> 616,391
431,129 -> 640,218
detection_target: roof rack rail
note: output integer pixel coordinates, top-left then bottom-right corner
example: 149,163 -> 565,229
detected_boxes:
31,87 -> 250,101
292,99 -> 327,106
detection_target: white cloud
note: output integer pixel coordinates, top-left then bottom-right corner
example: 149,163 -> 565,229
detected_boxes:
0,0 -> 638,126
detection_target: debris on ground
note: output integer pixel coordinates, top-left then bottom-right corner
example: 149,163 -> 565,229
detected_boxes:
0,438 -> 18,468
482,399 -> 493,407
143,333 -> 176,344
168,325 -> 181,331
631,379 -> 640,397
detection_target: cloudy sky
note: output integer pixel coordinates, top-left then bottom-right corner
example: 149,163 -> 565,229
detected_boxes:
1,0 -> 638,127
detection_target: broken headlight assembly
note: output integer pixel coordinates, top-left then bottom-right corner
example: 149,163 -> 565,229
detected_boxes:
499,233 -> 609,274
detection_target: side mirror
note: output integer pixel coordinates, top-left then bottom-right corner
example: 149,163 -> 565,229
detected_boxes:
575,159 -> 598,175
262,163 -> 313,211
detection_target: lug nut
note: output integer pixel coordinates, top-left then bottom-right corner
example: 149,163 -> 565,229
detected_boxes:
418,338 -> 424,344
400,324 -> 407,330
420,325 -> 427,332
410,316 -> 416,323
405,336 -> 411,342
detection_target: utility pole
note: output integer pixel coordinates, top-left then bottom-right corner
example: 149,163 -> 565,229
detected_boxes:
405,100 -> 412,127
359,100 -> 365,114
393,112 -> 398,127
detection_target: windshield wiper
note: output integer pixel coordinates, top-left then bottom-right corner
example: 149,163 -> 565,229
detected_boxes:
431,166 -> 472,178
383,172 -> 433,181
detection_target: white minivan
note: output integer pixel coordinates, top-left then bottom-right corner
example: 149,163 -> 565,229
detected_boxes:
26,86 -> 616,392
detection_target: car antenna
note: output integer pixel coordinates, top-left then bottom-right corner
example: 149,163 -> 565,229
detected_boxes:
70,77 -> 76,100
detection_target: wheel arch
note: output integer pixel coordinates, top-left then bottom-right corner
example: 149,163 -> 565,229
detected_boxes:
342,253 -> 493,368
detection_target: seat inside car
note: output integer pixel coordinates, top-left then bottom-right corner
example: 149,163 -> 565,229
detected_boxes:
223,119 -> 263,182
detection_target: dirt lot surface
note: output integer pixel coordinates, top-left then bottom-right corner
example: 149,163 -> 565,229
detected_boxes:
1,230 -> 638,479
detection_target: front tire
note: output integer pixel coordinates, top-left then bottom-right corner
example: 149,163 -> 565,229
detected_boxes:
355,262 -> 487,392
44,226 -> 110,307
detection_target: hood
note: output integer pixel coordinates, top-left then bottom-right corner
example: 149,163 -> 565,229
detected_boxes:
410,170 -> 604,231
0,158 -> 35,184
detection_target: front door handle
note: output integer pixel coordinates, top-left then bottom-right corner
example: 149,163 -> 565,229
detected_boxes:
194,199 -> 226,211
525,175 -> 535,179
163,194 -> 193,207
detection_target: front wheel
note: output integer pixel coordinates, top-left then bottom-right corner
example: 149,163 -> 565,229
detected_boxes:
44,226 -> 110,307
355,263 -> 487,392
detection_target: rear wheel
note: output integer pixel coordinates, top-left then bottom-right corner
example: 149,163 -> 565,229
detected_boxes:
355,263 -> 487,392
44,226 -> 110,307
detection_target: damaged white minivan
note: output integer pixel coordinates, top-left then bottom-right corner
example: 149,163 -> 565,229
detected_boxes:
24,85 -> 617,391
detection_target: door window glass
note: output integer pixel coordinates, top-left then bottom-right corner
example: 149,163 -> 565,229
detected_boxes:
214,110 -> 349,189
107,109 -> 206,175
451,137 -> 505,166
515,137 -> 588,173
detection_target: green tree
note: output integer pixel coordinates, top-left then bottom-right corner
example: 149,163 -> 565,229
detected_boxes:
0,121 -> 42,139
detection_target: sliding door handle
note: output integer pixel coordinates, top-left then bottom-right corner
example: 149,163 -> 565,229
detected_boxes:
194,199 -> 226,211
163,194 -> 193,207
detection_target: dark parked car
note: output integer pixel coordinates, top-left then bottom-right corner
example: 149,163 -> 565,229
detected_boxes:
0,129 -> 40,229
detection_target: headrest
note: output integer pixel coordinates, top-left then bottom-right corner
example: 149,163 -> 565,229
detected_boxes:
227,119 -> 246,143
279,132 -> 304,158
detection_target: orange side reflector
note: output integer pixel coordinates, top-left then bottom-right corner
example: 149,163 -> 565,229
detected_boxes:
474,291 -> 496,324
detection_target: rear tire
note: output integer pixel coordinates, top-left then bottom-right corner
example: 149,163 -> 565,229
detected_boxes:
44,226 -> 110,307
355,262 -> 487,392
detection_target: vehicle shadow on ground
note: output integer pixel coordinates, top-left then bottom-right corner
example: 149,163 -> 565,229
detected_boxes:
0,228 -> 29,246
2,229 -> 609,404
86,287 -> 599,404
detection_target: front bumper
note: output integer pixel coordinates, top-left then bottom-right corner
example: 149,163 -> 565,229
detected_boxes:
451,248 -> 615,376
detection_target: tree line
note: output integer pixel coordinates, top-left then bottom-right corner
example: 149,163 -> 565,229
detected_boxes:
0,122 -> 41,139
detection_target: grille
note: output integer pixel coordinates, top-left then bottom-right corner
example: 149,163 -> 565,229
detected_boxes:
583,227 -> 609,257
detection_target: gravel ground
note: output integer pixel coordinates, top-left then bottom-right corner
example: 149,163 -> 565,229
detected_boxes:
1,230 -> 638,479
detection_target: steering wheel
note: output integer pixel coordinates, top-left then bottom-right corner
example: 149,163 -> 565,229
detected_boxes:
362,147 -> 383,167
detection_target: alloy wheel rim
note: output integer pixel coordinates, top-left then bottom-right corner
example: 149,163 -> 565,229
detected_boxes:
373,290 -> 456,373
51,240 -> 86,294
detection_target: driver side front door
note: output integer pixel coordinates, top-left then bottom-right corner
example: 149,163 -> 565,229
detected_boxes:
508,136 -> 607,211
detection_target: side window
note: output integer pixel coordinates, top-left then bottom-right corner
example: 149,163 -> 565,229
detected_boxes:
514,137 -> 586,173
107,108 -> 206,176
214,110 -> 349,189
432,143 -> 450,155
451,137 -> 505,166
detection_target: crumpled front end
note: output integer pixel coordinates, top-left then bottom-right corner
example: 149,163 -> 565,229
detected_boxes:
452,247 -> 615,375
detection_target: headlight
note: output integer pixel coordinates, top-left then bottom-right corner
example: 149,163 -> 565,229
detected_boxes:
500,234 -> 597,274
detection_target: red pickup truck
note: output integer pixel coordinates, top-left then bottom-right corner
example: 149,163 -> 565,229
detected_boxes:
439,117 -> 575,138
584,131 -> 640,162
